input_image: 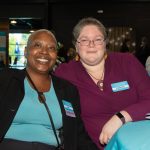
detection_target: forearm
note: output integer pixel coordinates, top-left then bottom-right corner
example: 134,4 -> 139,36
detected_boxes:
119,110 -> 133,123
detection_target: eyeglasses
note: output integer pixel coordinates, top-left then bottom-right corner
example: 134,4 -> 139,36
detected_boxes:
77,38 -> 105,46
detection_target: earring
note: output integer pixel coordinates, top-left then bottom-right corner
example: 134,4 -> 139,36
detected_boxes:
104,52 -> 108,60
75,53 -> 80,61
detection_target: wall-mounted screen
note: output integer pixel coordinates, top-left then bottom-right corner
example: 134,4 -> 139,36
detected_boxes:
9,33 -> 30,69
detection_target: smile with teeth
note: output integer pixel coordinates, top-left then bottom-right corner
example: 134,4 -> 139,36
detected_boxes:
37,58 -> 49,63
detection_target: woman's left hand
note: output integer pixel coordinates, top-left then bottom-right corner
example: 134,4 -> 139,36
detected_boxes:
99,111 -> 132,145
99,115 -> 123,145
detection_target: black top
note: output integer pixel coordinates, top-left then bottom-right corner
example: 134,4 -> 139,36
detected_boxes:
0,68 -> 98,150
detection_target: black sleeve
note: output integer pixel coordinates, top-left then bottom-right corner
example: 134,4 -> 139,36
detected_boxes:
73,88 -> 99,150
52,75 -> 99,150
77,117 -> 99,150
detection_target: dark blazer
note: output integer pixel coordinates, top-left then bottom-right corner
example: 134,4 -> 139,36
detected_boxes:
0,68 -> 98,150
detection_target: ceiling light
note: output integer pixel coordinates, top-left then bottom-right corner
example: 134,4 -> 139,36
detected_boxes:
30,30 -> 34,33
97,10 -> 104,14
10,20 -> 17,24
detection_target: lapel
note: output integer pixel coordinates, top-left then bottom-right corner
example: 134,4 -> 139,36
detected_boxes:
51,74 -> 64,100
6,69 -> 26,110
51,74 -> 66,116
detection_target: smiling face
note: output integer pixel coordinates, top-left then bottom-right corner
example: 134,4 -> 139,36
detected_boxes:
25,31 -> 57,75
76,25 -> 107,66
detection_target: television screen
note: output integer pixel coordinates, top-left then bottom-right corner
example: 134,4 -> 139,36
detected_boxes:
9,33 -> 30,69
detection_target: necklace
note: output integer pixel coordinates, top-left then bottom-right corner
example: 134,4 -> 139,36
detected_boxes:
87,69 -> 104,91
86,53 -> 107,91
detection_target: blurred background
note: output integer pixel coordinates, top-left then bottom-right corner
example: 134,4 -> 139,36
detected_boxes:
0,0 -> 150,68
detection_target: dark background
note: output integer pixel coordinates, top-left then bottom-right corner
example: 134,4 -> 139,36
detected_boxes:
0,0 -> 150,50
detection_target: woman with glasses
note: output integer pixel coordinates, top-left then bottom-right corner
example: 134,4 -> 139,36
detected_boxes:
54,17 -> 150,149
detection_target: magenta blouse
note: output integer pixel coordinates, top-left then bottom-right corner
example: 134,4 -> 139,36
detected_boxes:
54,52 -> 150,149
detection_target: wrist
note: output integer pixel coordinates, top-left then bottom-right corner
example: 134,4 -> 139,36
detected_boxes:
115,112 -> 126,124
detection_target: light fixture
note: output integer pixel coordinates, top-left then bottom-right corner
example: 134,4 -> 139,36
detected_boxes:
10,20 -> 17,24
97,10 -> 104,14
29,30 -> 34,33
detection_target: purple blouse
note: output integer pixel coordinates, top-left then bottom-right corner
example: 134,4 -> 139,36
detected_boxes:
55,52 -> 150,149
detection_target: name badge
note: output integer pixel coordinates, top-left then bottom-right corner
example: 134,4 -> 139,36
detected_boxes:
111,81 -> 130,92
62,100 -> 76,117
